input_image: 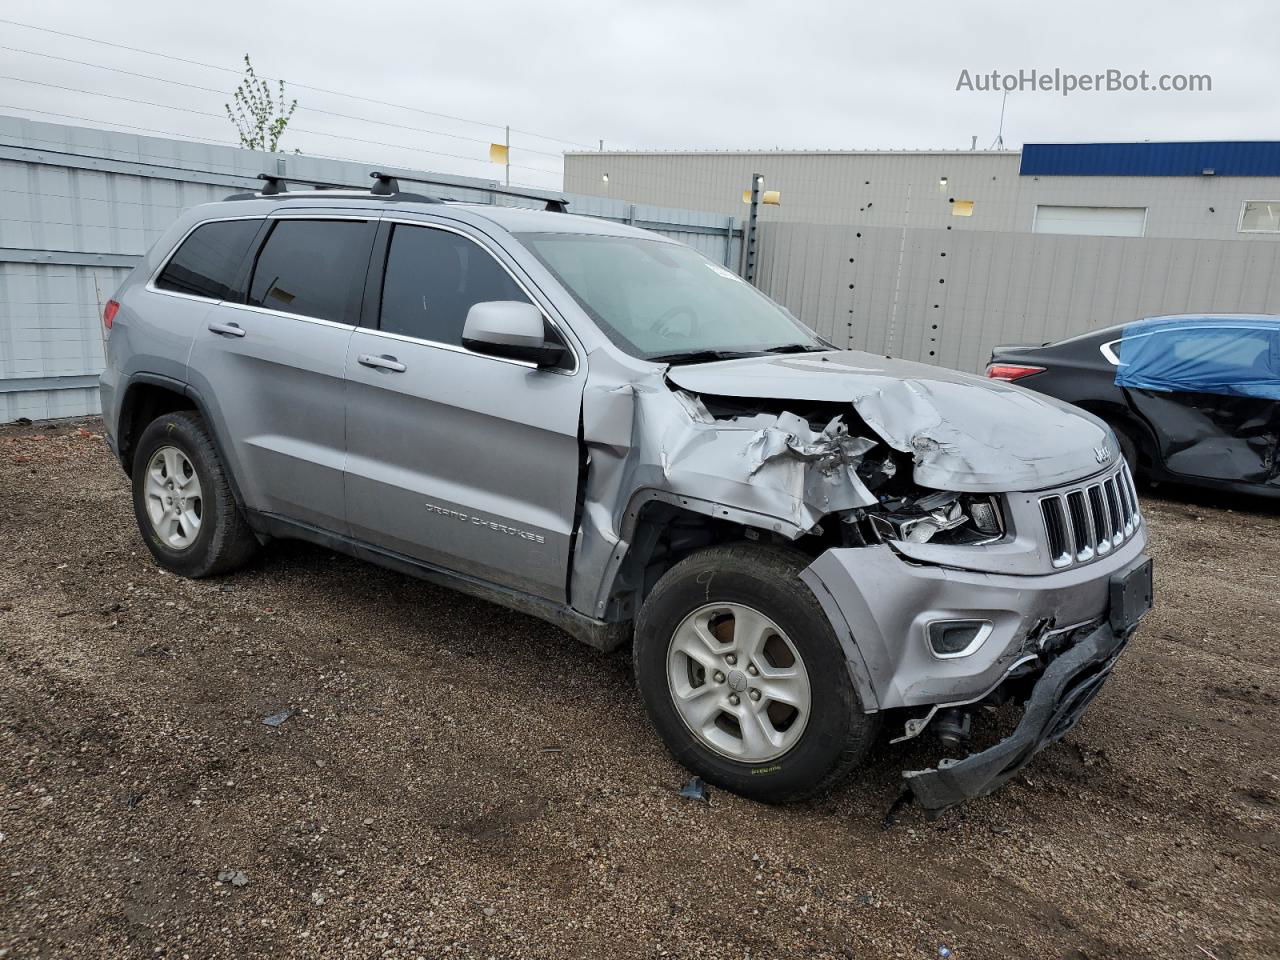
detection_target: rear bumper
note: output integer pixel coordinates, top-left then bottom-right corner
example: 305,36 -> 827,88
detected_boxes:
98,370 -> 122,465
902,620 -> 1129,817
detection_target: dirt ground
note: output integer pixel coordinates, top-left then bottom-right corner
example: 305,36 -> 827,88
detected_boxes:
1,419 -> 1277,960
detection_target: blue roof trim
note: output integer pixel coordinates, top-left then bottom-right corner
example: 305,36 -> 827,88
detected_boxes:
1020,142 -> 1280,177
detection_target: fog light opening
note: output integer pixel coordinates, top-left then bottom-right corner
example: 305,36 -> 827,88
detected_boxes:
927,619 -> 993,659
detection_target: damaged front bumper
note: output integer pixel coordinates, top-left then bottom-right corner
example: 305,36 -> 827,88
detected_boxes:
902,620 -> 1130,818
799,520 -> 1151,814
799,531 -> 1149,713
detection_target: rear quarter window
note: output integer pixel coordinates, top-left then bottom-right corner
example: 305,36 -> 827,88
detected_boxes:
155,219 -> 262,301
1168,329 -> 1271,372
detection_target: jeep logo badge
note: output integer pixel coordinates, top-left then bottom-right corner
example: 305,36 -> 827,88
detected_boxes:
1094,446 -> 1111,464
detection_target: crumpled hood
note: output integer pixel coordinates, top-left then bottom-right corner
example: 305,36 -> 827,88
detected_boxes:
666,350 -> 1115,492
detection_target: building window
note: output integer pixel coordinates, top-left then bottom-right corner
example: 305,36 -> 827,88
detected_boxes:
1032,205 -> 1147,237
1239,201 -> 1280,233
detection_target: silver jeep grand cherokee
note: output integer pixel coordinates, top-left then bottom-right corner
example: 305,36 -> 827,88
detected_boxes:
99,174 -> 1153,816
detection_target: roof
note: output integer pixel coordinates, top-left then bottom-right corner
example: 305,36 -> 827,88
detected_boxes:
1133,313 -> 1280,328
444,203 -> 662,238
194,194 -> 666,239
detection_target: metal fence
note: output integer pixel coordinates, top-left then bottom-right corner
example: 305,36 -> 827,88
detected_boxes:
755,220 -> 1280,372
0,116 -> 742,422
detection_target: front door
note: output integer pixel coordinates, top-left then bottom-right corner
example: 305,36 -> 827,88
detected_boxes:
343,220 -> 584,601
187,213 -> 378,533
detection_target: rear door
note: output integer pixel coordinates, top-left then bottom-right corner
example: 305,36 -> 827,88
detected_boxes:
1120,322 -> 1280,485
186,212 -> 378,533
343,218 -> 584,601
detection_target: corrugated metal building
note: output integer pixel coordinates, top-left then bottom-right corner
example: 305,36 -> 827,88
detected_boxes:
0,116 -> 741,422
564,142 -> 1280,239
565,142 -> 1280,371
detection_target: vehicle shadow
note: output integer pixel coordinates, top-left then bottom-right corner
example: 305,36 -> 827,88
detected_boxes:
1138,477 -> 1280,515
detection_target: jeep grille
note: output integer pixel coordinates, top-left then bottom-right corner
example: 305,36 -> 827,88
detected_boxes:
1039,462 -> 1140,568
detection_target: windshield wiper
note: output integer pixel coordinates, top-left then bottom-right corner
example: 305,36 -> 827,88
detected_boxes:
760,343 -> 832,354
648,349 -> 759,365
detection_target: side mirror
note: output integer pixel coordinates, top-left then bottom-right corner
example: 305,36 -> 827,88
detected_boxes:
461,301 -> 566,368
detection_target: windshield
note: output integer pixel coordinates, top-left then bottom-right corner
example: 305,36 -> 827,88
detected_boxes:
518,233 -> 827,362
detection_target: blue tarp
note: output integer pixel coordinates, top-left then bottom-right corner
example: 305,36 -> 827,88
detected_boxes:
1114,315 -> 1280,400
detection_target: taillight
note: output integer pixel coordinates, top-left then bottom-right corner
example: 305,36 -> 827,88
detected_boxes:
103,299 -> 120,330
986,363 -> 1045,382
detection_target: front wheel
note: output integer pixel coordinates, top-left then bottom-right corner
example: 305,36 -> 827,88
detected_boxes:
633,544 -> 878,803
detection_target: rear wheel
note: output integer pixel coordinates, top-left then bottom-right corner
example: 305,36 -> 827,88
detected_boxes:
131,411 -> 258,578
634,544 -> 878,803
1110,421 -> 1141,476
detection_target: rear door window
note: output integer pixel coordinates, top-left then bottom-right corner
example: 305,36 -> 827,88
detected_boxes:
248,219 -> 376,325
379,224 -> 530,346
1167,328 -> 1272,374
155,219 -> 262,301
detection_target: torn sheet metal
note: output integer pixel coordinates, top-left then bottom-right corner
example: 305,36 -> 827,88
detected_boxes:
649,393 -> 881,526
743,412 -> 878,513
666,351 -> 1114,492
1124,388 -> 1280,486
570,349 -> 884,619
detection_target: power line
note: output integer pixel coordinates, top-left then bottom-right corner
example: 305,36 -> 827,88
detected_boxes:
0,103 -> 241,147
0,16 -> 597,149
0,44 -> 569,160
0,74 -> 563,174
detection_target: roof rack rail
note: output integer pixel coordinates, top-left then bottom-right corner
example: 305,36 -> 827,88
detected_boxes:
376,173 -> 570,213
222,170 -> 568,212
223,172 -> 443,204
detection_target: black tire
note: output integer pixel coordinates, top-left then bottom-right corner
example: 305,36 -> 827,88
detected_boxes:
131,410 -> 258,578
634,544 -> 878,803
1109,421 -> 1141,477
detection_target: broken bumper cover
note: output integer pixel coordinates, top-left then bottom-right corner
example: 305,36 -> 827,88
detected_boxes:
799,532 -> 1148,712
902,621 -> 1129,817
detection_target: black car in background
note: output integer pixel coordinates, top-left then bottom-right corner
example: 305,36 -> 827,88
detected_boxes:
988,314 -> 1280,499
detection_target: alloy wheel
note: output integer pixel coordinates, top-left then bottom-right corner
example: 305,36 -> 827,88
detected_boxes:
143,445 -> 203,549
666,602 -> 811,762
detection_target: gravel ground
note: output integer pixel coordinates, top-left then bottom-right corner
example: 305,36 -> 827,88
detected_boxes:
1,419 -> 1277,960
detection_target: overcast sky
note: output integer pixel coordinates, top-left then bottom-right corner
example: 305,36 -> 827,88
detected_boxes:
1,0 -> 1275,191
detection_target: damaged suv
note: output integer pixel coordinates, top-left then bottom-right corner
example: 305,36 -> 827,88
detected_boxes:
100,176 -> 1153,815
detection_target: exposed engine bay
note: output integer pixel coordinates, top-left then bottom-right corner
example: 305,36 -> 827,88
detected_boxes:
686,389 -> 1008,551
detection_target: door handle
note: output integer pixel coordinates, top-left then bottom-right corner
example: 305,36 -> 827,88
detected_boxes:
358,353 -> 406,373
207,321 -> 246,338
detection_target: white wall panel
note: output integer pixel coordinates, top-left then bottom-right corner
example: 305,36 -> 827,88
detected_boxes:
0,116 -> 739,422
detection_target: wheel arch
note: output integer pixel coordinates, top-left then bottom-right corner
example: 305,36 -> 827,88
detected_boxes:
596,491 -> 831,625
117,374 -> 196,476
117,374 -> 253,518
